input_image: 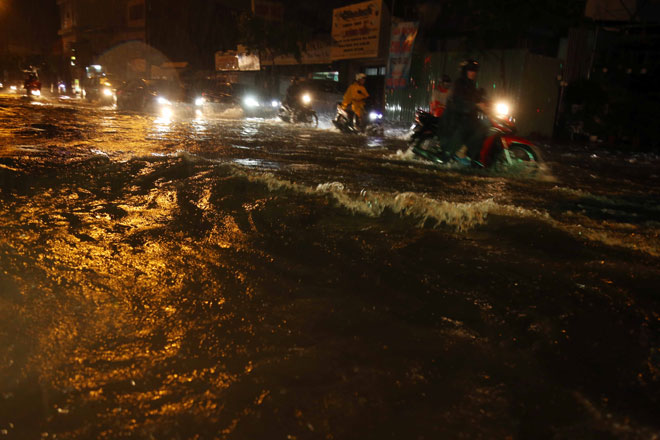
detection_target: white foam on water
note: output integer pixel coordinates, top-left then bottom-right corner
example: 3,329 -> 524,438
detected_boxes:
240,171 -> 535,231
168,154 -> 660,256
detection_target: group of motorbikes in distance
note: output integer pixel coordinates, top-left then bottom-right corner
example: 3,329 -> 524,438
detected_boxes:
13,69 -> 540,173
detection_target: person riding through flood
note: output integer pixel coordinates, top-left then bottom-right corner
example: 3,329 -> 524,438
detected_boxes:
284,76 -> 302,110
341,73 -> 370,132
441,59 -> 489,165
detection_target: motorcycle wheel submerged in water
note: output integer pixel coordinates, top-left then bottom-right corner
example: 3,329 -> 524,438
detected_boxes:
278,105 -> 318,127
409,109 -> 542,176
332,104 -> 384,136
410,135 -> 542,176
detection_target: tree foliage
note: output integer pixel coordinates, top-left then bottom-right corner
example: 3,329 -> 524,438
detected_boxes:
237,12 -> 312,62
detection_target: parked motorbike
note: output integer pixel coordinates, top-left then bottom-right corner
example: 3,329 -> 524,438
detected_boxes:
409,101 -> 542,174
332,103 -> 384,136
278,91 -> 318,127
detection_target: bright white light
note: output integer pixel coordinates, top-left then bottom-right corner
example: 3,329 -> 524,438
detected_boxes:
157,96 -> 171,106
301,93 -> 311,104
32,89 -> 41,97
243,96 -> 259,107
102,88 -> 113,97
10,85 -> 17,91
369,111 -> 382,121
495,101 -> 510,117
160,107 -> 173,119
271,99 -> 279,108
195,97 -> 205,106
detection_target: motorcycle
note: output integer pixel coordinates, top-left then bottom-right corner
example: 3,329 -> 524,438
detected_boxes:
278,91 -> 318,127
409,101 -> 542,173
332,103 -> 384,136
24,75 -> 41,97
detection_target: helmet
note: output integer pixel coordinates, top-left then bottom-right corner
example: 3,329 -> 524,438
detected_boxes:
355,73 -> 367,81
460,59 -> 480,74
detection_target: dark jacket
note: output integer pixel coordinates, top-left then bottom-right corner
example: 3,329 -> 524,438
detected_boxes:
446,76 -> 481,117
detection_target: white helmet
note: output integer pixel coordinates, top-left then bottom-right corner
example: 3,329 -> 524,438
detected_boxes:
355,73 -> 367,81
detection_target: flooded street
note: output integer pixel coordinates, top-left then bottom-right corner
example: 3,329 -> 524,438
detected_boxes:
1,95 -> 659,439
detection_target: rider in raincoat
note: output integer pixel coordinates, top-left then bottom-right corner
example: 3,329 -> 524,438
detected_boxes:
341,73 -> 369,130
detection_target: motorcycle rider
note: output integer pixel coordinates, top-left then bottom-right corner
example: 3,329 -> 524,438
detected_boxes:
24,67 -> 41,94
341,73 -> 370,131
442,59 -> 489,164
430,74 -> 451,117
284,76 -> 302,109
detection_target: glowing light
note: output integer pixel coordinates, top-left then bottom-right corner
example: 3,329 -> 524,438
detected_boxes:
301,93 -> 311,105
369,111 -> 382,121
243,96 -> 259,107
271,99 -> 279,108
195,97 -> 205,106
102,88 -> 113,97
495,101 -> 510,117
157,96 -> 171,106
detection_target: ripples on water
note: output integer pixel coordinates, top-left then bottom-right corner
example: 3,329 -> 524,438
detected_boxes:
1,97 -> 659,438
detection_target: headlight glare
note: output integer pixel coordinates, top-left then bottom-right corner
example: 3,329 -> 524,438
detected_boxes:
495,101 -> 510,117
243,96 -> 259,107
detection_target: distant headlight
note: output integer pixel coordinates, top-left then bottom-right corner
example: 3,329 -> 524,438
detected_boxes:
102,87 -> 113,97
271,99 -> 280,108
243,96 -> 259,107
0,82 -> 3,88
10,85 -> 17,91
157,96 -> 172,106
369,111 -> 382,121
32,89 -> 41,97
195,97 -> 205,106
495,101 -> 510,117
301,93 -> 311,105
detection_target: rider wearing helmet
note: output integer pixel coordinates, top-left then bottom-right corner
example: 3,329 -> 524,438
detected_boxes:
443,59 -> 489,163
341,73 -> 370,130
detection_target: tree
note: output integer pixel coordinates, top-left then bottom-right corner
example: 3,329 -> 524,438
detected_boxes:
237,9 -> 313,63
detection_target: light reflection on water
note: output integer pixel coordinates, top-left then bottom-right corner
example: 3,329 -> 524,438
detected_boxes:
0,96 -> 659,439
232,158 -> 280,169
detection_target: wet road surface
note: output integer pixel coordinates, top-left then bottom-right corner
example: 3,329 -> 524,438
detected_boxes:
1,95 -> 659,439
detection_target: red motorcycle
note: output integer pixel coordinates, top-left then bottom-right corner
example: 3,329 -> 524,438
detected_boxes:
410,101 -> 542,173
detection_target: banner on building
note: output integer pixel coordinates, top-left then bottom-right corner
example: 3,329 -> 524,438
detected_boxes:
215,51 -> 239,71
385,21 -> 418,89
331,0 -> 382,60
216,46 -> 260,71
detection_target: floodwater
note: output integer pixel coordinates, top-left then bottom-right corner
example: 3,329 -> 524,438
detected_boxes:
1,95 -> 659,439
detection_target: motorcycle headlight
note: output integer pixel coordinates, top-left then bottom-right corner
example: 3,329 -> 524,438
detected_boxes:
301,93 -> 311,105
157,96 -> 172,106
102,87 -> 113,97
271,99 -> 280,108
243,96 -> 259,107
195,97 -> 205,106
369,111 -> 382,121
495,101 -> 510,117
33,89 -> 41,96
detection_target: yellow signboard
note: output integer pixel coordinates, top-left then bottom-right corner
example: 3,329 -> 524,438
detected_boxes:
331,0 -> 382,60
